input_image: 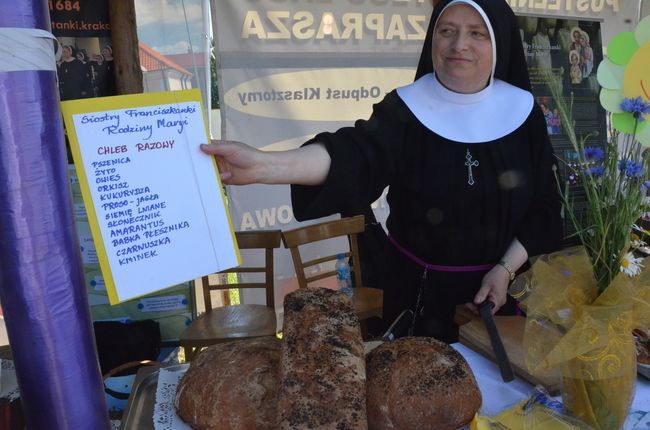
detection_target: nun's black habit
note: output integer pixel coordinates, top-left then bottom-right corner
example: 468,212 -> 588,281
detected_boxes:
291,0 -> 562,342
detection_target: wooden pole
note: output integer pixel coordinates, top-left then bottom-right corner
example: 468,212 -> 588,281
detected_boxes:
108,0 -> 143,94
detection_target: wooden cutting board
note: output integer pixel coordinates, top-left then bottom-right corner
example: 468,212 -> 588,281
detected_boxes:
457,312 -> 562,395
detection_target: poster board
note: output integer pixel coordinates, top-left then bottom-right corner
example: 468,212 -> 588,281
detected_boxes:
61,89 -> 240,304
517,16 -> 607,246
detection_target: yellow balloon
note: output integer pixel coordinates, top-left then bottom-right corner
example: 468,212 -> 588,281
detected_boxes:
623,42 -> 650,124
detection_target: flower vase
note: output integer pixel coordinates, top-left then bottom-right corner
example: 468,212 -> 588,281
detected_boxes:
561,288 -> 637,430
521,248 -> 650,429
559,312 -> 637,430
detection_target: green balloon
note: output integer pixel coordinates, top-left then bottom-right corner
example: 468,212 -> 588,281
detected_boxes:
596,58 -> 624,90
635,15 -> 650,46
612,112 -> 637,134
599,89 -> 624,113
608,32 -> 638,65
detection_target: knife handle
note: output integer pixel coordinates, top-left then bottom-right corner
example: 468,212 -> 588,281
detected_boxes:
479,301 -> 515,382
479,300 -> 495,314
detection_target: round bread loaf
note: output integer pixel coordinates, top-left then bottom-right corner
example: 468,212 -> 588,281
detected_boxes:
366,337 -> 481,430
175,337 -> 280,430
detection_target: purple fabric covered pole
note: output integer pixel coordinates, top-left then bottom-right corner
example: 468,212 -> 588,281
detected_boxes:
0,2 -> 110,429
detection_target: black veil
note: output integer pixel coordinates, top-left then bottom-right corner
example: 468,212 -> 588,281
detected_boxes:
415,0 -> 531,92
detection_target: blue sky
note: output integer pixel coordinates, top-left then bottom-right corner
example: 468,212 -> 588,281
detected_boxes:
135,0 -> 209,54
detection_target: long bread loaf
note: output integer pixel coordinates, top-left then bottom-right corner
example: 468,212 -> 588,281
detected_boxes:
278,287 -> 367,429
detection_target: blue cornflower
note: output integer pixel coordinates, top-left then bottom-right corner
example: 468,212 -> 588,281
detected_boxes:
629,164 -> 646,177
619,159 -> 630,171
584,165 -> 604,177
583,146 -> 605,161
620,97 -> 650,122
619,159 -> 645,177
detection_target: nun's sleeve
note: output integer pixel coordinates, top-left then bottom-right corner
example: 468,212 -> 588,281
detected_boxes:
291,91 -> 405,221
515,104 -> 563,257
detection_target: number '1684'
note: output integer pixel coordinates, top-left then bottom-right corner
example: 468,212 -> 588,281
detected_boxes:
48,0 -> 81,12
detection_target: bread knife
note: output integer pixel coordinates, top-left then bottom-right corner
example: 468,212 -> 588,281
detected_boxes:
381,309 -> 414,342
479,300 -> 515,382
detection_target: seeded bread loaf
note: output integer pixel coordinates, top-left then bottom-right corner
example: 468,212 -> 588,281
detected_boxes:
278,287 -> 367,429
175,337 -> 281,430
366,337 -> 481,430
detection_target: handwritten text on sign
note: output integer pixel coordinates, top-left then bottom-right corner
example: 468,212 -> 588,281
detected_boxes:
66,93 -> 238,303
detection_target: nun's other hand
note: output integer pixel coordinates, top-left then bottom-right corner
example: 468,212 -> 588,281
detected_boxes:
200,140 -> 267,185
465,265 -> 509,315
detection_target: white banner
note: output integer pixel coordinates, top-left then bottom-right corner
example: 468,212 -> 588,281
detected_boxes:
211,0 -> 430,305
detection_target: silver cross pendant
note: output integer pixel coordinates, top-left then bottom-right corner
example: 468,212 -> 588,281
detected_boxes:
464,149 -> 479,186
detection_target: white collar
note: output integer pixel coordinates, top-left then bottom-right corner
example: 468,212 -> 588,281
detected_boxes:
396,73 -> 534,143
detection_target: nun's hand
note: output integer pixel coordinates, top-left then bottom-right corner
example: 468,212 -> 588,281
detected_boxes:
465,265 -> 509,315
200,140 -> 268,185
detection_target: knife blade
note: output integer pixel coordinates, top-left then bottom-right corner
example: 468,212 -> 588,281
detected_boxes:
381,309 -> 414,342
479,300 -> 515,382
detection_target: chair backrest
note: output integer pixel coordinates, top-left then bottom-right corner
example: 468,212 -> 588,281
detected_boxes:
202,230 -> 282,311
281,215 -> 365,289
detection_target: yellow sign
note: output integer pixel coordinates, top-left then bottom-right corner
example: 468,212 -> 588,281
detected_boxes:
61,90 -> 240,304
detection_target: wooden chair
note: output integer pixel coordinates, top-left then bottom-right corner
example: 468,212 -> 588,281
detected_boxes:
281,215 -> 383,325
179,230 -> 282,361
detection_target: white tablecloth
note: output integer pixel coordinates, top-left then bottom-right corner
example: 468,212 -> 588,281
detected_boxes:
452,343 -> 650,417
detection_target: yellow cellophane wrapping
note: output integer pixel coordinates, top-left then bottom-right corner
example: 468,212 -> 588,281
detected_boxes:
515,246 -> 650,429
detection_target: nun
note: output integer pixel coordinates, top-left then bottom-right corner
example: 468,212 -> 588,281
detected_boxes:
201,0 -> 562,342
97,44 -> 116,96
57,45 -> 86,100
